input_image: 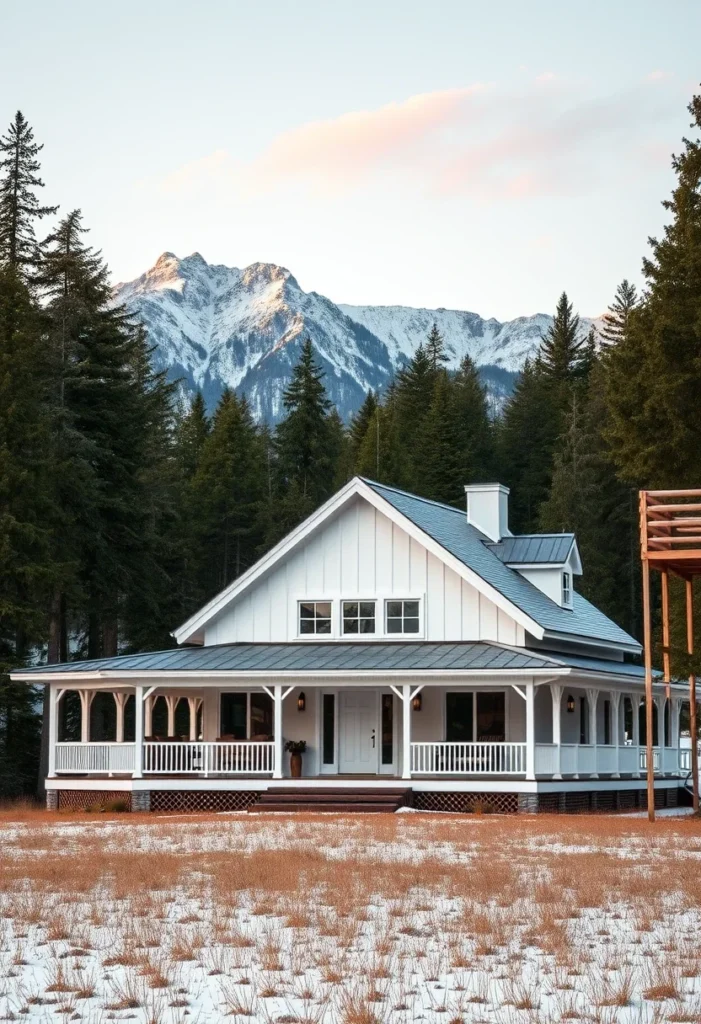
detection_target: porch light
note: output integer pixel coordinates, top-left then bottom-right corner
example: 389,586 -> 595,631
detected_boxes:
297,691 -> 306,712
566,694 -> 575,713
412,692 -> 422,712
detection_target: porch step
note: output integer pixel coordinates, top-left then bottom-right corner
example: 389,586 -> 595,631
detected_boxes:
250,787 -> 412,814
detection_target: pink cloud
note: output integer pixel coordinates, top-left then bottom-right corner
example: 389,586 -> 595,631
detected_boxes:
250,86 -> 487,188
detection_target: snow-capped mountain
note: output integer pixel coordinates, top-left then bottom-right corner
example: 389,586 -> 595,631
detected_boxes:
114,252 -> 596,422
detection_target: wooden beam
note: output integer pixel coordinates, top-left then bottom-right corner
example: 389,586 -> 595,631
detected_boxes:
661,569 -> 671,692
641,555 -> 655,823
646,550 -> 701,562
686,579 -> 699,814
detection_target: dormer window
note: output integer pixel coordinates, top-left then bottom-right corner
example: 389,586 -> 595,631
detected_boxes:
562,572 -> 572,606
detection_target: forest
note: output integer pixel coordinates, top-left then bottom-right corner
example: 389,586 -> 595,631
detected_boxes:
1,87 -> 701,797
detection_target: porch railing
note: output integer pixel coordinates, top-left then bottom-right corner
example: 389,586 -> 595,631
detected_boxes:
410,741 -> 527,775
55,742 -> 135,774
143,741 -> 275,775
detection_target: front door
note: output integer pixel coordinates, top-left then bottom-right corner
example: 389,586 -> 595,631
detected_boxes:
339,691 -> 377,773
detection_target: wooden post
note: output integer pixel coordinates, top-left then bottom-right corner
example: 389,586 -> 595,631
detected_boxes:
611,690 -> 621,779
661,569 -> 671,696
273,685 -> 283,779
48,686 -> 63,779
686,578 -> 699,813
113,692 -> 127,743
165,695 -> 179,738
642,555 -> 655,822
402,684 -> 412,780
79,690 -> 95,744
586,688 -> 599,777
525,681 -> 535,781
631,694 -> 640,777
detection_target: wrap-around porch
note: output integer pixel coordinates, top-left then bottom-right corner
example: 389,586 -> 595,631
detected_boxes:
49,679 -> 689,783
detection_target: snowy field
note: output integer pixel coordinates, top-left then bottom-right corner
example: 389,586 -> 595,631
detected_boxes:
1,808 -> 701,1023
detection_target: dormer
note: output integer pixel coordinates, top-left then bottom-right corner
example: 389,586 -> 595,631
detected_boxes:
488,533 -> 583,609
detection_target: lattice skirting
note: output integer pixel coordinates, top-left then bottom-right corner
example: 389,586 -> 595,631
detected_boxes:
149,790 -> 260,813
413,791 -> 519,814
56,790 -> 132,812
532,787 -> 679,814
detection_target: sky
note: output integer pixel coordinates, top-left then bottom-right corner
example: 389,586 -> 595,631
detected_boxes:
1,1 -> 700,319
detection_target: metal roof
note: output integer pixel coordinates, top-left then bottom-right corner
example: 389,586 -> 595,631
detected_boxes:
362,480 -> 639,651
16,641 -> 562,676
489,534 -> 574,565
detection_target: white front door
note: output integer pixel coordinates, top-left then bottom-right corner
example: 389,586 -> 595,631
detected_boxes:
339,691 -> 377,773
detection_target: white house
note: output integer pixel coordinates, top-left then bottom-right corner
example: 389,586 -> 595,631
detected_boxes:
14,478 -> 690,813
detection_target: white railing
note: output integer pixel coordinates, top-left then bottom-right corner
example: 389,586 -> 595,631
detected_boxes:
143,741 -> 275,775
410,742 -> 527,775
55,742 -> 135,774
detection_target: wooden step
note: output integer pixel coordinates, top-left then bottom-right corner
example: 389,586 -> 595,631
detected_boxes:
250,786 -> 412,814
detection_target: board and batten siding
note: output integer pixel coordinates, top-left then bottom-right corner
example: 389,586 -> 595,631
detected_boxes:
204,497 -> 524,646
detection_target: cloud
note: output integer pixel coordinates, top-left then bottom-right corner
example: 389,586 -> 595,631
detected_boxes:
153,79 -> 677,206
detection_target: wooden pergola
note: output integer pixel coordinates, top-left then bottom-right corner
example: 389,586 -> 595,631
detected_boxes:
640,489 -> 700,821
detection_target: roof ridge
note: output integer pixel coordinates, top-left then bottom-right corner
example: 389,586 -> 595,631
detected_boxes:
360,477 -> 465,516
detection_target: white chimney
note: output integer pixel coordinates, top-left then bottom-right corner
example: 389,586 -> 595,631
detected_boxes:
464,483 -> 510,542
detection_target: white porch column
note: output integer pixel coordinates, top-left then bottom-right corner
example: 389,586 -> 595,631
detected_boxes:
79,690 -> 95,743
586,688 -> 599,777
671,698 -> 681,764
525,680 -> 535,781
402,684 -> 412,780
133,685 -> 144,779
549,682 -> 562,780
145,695 -> 154,737
187,697 -> 203,741
611,690 -> 621,778
113,693 -> 127,743
165,695 -> 179,738
630,694 -> 640,777
48,686 -> 63,778
273,685 -> 283,779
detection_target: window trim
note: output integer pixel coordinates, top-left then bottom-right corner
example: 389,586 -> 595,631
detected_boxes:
562,571 -> 572,607
297,599 -> 333,638
384,598 -> 422,636
341,599 -> 377,636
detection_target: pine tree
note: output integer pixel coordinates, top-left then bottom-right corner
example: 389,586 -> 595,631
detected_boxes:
605,89 -> 701,487
274,338 -> 334,506
538,291 -> 588,384
191,390 -> 266,594
175,392 -> 210,479
450,354 -> 493,487
496,359 -> 561,532
349,390 -> 378,465
415,371 -> 461,504
600,279 -> 639,347
0,267 -> 53,795
426,322 -> 449,370
0,112 -> 57,277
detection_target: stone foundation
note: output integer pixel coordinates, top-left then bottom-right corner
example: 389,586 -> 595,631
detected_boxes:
46,790 -> 58,811
132,790 -> 151,812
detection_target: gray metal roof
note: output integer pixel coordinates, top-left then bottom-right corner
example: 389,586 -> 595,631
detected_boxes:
13,641 -> 645,680
362,480 -> 639,650
16,641 -> 562,676
489,534 -> 574,565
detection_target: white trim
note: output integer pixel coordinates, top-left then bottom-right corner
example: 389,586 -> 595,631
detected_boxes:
170,478 -> 546,645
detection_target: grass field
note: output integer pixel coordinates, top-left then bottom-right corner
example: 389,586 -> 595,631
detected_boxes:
0,808 -> 700,1022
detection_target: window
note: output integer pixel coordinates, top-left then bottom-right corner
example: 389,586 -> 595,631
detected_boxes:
220,692 -> 273,740
476,692 -> 505,741
446,693 -> 473,742
299,601 -> 332,635
322,694 -> 335,765
562,572 -> 571,606
386,599 -> 420,634
343,601 -> 375,634
604,699 -> 611,745
381,693 -> 394,765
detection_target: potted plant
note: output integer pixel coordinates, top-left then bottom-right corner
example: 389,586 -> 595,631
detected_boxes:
285,740 -> 307,778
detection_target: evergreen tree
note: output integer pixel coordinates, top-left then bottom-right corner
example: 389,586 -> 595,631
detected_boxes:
605,89 -> 701,487
600,279 -> 639,347
0,112 -> 57,277
349,390 -> 378,465
274,338 -> 335,506
191,390 -> 266,594
175,392 -> 210,479
538,291 -> 588,384
496,359 -> 561,532
415,371 -> 460,504
540,360 -> 638,635
0,267 -> 53,794
450,354 -> 493,487
426,322 -> 449,370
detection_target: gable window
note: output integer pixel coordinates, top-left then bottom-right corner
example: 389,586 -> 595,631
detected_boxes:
562,572 -> 571,606
342,601 -> 375,634
386,599 -> 420,634
299,601 -> 332,635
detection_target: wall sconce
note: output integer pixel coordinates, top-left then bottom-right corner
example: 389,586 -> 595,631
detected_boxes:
412,692 -> 422,712
566,694 -> 575,714
297,691 -> 306,712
